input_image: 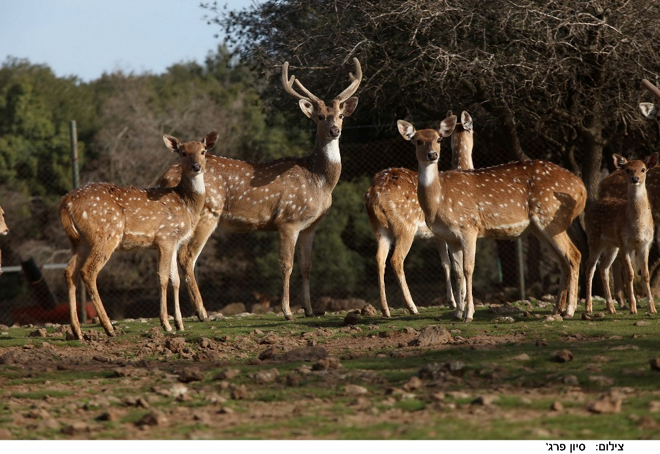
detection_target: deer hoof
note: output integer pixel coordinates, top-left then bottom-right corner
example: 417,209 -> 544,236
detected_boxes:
463,317 -> 473,323
196,312 -> 209,322
312,310 -> 326,317
284,313 -> 295,321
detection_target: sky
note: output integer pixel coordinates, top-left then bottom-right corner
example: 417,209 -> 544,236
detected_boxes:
0,0 -> 259,82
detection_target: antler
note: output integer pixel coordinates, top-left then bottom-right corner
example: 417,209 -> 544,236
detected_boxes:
642,79 -> 660,100
281,61 -> 322,104
334,58 -> 362,103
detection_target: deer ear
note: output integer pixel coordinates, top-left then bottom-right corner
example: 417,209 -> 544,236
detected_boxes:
461,111 -> 473,132
439,115 -> 457,138
639,102 -> 658,120
203,131 -> 219,150
341,97 -> 359,117
446,110 -> 453,118
397,120 -> 416,141
299,99 -> 314,118
612,154 -> 627,169
163,134 -> 181,153
646,152 -> 659,168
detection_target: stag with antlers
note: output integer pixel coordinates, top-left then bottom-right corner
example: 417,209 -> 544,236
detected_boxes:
365,111 -> 474,317
158,58 -> 362,321
59,132 -> 217,340
399,115 -> 586,321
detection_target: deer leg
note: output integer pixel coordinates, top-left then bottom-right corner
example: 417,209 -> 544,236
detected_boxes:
584,247 -> 602,315
447,243 -> 465,320
390,228 -> 418,315
170,248 -> 184,331
157,246 -> 174,333
461,234 -> 478,322
64,248 -> 85,340
178,215 -> 218,322
375,232 -> 392,317
435,237 -> 456,309
612,257 -> 627,309
623,254 -> 638,315
599,248 -> 619,314
639,244 -> 656,314
79,244 -> 117,337
279,228 -> 299,320
297,225 -> 317,317
536,230 -> 579,317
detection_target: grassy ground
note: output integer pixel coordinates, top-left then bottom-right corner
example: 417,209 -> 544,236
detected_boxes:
1,300 -> 660,439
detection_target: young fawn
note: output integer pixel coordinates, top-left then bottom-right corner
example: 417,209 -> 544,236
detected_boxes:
399,115 -> 586,321
59,131 -> 218,340
365,111 -> 474,317
585,153 -> 658,315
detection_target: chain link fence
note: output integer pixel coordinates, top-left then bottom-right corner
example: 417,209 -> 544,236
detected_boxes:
0,123 -> 582,326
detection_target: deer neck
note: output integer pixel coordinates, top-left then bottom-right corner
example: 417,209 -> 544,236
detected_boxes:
628,182 -> 652,221
417,161 -> 443,217
309,136 -> 342,189
178,172 -> 206,215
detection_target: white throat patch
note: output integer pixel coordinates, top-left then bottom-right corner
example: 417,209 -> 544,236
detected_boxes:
419,164 -> 437,187
191,173 -> 205,194
323,140 -> 341,163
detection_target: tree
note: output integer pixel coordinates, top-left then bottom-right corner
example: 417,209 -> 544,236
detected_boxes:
208,0 -> 660,197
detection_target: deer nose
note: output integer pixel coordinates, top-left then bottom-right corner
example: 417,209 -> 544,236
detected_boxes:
632,176 -> 640,184
329,126 -> 340,138
191,163 -> 202,173
427,152 -> 438,161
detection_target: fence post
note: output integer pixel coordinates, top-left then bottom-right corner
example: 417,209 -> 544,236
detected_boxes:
516,237 -> 525,301
69,121 -> 86,324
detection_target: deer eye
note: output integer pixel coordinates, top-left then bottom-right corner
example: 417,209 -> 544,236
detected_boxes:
318,115 -> 326,121
642,168 -> 646,173
201,150 -> 206,156
437,138 -> 442,143
339,114 -> 345,119
181,152 -> 188,157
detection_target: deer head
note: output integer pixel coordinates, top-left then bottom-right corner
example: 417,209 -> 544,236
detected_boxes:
282,58 -> 362,140
613,152 -> 659,187
162,131 -> 218,193
397,116 -> 457,164
0,206 -> 7,235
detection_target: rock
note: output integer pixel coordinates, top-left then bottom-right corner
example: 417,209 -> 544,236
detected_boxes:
272,346 -> 328,363
562,375 -> 579,385
650,358 -> 660,371
586,392 -> 623,414
198,337 -> 213,349
230,385 -> 249,400
220,302 -> 247,316
218,407 -> 235,415
0,325 -> 9,331
403,376 -> 423,391
512,353 -> 531,361
544,314 -> 563,322
649,401 -> 660,413
554,349 -> 574,363
550,401 -> 564,412
165,337 -> 187,354
312,357 -> 342,371
29,328 -> 48,338
610,344 -> 639,351
472,395 -> 499,406
285,374 -> 302,387
635,320 -> 651,327
344,384 -> 369,395
417,361 -> 464,380
153,383 -> 188,398
61,422 -> 93,435
136,411 -> 168,427
215,368 -> 241,380
588,375 -> 615,386
344,311 -> 360,325
494,316 -> 515,323
409,325 -> 452,347
178,369 -> 205,383
361,304 -> 378,317
96,409 -> 121,422
260,332 -> 281,345
250,368 -> 279,383
402,327 -> 418,335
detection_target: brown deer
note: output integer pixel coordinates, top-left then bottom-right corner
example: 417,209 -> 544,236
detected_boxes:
399,115 -> 586,321
596,79 -> 660,310
0,206 -> 7,275
365,111 -> 474,317
585,154 -> 658,315
157,59 -> 362,320
59,131 -> 218,340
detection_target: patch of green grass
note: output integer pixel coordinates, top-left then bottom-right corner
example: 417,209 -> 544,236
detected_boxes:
11,390 -> 74,399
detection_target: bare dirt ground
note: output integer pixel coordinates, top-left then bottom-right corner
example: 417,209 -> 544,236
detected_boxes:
1,304 -> 660,439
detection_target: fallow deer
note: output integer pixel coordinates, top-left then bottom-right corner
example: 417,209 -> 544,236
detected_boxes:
399,115 -> 586,321
157,59 -> 362,320
365,111 -> 474,317
0,206 -> 7,275
59,132 -> 218,340
596,79 -> 660,310
585,154 -> 658,315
